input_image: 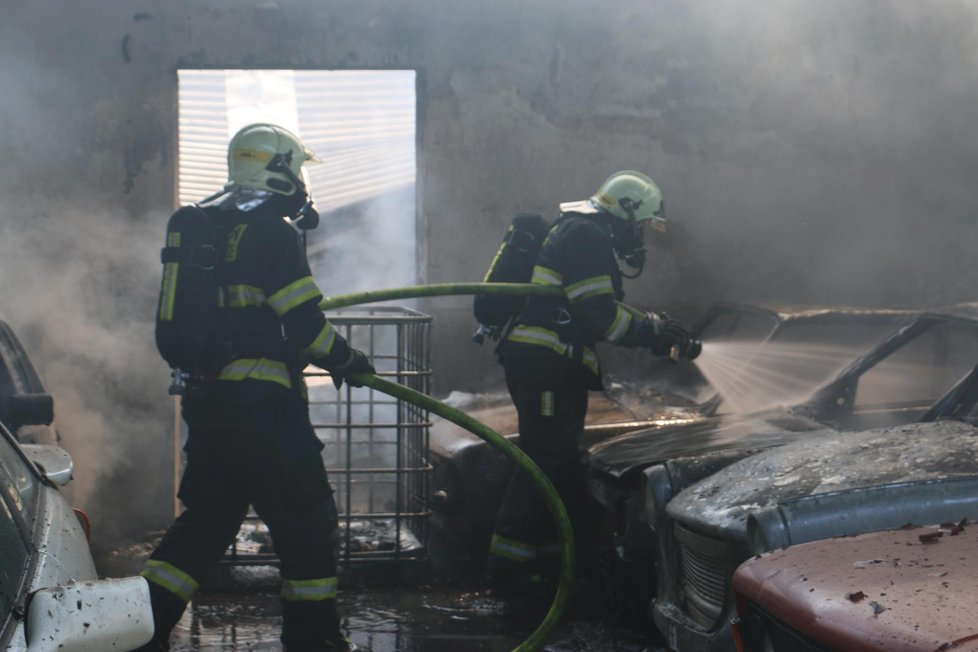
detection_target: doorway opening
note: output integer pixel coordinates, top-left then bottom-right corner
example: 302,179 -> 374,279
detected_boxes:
177,69 -> 418,290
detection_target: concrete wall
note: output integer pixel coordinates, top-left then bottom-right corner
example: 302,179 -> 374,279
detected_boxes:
2,0 -> 978,537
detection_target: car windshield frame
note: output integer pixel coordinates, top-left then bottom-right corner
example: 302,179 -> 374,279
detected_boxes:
694,304 -> 918,416
801,313 -> 978,423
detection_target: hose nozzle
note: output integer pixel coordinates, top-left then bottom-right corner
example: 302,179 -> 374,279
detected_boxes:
669,338 -> 703,362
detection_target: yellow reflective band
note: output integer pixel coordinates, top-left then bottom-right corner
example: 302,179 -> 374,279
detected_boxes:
158,232 -> 182,321
531,265 -> 562,286
508,325 -> 569,356
281,576 -> 338,602
489,534 -> 538,562
583,347 -> 599,376
225,224 -> 248,262
225,284 -> 266,308
301,322 -> 338,359
231,147 -> 274,163
141,560 -> 199,603
482,228 -> 512,282
267,276 -> 321,317
159,263 -> 179,321
566,275 -> 614,302
218,358 -> 292,389
541,391 -> 555,417
603,305 -> 633,343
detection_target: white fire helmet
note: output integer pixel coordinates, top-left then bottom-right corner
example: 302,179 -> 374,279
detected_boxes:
226,123 -> 319,196
589,170 -> 666,233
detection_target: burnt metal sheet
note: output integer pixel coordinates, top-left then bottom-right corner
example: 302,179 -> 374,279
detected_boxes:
587,410 -> 824,479
668,420 -> 978,537
735,522 -> 978,652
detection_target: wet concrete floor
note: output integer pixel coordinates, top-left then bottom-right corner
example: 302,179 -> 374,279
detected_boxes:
165,586 -> 655,651
97,543 -> 658,651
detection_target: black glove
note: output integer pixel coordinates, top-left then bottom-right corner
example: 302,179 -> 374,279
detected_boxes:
330,349 -> 376,389
648,316 -> 691,358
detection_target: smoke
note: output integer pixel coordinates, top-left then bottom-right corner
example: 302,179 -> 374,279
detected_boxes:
3,0 -> 978,543
0,200 -> 173,545
307,184 -> 417,296
0,22 -> 175,547
620,0 -> 978,311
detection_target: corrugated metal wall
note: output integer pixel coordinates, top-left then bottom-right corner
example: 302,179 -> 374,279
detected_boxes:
177,69 -> 416,214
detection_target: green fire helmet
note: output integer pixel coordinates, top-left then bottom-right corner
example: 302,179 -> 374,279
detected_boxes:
590,170 -> 667,232
226,123 -> 319,196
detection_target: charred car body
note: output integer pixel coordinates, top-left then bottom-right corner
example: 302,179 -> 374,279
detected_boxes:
429,303 -> 911,578
586,304 -> 918,616
645,309 -> 978,651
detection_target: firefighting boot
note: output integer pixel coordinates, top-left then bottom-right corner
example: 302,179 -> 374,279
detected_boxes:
282,598 -> 358,651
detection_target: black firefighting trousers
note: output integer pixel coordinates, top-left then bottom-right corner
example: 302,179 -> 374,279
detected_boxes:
140,384 -> 342,651
488,356 -> 590,586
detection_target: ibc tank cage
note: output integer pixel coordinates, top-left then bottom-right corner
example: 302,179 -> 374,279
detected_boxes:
226,306 -> 432,582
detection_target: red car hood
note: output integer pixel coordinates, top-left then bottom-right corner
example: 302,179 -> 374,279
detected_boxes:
735,522 -> 978,652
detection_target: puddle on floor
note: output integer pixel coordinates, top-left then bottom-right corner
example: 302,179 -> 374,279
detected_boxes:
97,540 -> 657,651
167,587 -> 654,651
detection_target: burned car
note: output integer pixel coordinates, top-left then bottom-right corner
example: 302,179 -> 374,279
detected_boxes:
648,312 -> 978,651
585,305 -> 919,615
428,303 -> 911,577
0,319 -> 154,651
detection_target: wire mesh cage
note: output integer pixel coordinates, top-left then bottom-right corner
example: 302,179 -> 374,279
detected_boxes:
223,306 -> 432,578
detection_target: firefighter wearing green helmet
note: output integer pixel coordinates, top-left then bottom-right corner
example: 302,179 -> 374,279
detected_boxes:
139,123 -> 371,652
488,170 -> 694,595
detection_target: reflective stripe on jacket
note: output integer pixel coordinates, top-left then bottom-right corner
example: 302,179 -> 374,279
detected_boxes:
200,204 -> 354,392
499,211 -> 647,380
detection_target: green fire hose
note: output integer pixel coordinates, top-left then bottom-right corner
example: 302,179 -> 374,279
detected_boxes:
319,281 -> 561,311
321,283 -> 573,651
352,373 -> 574,652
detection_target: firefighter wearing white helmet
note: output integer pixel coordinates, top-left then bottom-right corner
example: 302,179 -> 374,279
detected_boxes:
140,124 -> 369,652
226,122 -> 319,196
488,170 -> 694,597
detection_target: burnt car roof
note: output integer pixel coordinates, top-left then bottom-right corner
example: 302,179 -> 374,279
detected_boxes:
666,419 -> 978,538
699,302 -> 917,323
734,522 -> 978,652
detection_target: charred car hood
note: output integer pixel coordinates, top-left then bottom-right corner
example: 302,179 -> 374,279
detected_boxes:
587,409 -> 825,480
667,419 -> 978,538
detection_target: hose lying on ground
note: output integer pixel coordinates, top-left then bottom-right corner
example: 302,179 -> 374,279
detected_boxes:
351,372 -> 575,652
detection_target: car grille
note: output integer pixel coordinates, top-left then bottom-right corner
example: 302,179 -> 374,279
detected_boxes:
674,523 -> 730,628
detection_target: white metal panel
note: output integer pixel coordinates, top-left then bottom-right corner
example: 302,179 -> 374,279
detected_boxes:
177,70 -> 228,205
177,70 -> 416,212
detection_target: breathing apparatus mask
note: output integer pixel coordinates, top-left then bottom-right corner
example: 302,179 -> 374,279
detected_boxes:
610,214 -> 647,278
265,152 -> 320,230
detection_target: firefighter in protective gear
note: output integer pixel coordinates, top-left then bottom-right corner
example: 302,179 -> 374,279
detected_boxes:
489,170 -> 692,592
138,124 -> 372,652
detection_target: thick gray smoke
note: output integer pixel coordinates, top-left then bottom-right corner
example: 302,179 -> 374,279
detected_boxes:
0,27 -> 173,546
0,199 -> 172,545
625,0 -> 978,310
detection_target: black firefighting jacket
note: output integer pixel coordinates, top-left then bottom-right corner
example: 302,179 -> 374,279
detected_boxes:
204,203 -> 354,395
497,209 -> 650,386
